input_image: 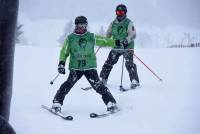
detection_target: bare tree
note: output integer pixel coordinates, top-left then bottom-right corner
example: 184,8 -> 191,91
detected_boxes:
165,34 -> 172,47
183,32 -> 195,46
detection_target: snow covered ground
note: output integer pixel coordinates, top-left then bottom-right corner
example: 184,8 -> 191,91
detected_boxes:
10,46 -> 200,134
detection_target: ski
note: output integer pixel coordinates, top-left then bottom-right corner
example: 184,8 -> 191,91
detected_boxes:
41,105 -> 73,121
81,86 -> 93,91
90,109 -> 120,118
119,85 -> 141,92
82,85 -> 140,92
119,86 -> 130,92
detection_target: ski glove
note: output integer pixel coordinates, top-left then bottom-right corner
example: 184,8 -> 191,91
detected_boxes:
58,61 -> 65,74
121,39 -> 129,49
115,40 -> 121,48
115,39 -> 129,48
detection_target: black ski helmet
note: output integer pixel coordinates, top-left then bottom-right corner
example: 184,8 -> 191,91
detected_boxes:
75,16 -> 88,25
116,4 -> 127,13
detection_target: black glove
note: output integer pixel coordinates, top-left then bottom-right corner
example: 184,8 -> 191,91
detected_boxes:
121,39 -> 129,49
58,61 -> 65,74
115,40 -> 121,48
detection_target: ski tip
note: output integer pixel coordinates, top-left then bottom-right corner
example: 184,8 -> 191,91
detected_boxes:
41,105 -> 47,109
119,87 -> 129,92
90,113 -> 98,118
81,88 -> 86,90
65,116 -> 73,120
81,87 -> 92,91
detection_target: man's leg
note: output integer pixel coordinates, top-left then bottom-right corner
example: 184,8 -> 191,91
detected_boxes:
85,69 -> 117,108
124,50 -> 140,86
53,70 -> 83,105
100,50 -> 121,84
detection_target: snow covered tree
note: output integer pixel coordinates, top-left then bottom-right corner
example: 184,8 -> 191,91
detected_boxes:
136,32 -> 152,48
58,20 -> 73,44
98,25 -> 106,36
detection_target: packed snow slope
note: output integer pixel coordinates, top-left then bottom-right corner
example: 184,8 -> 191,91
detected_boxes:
10,46 -> 200,134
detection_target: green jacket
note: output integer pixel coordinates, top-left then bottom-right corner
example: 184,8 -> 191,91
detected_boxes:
59,32 -> 115,70
107,18 -> 135,49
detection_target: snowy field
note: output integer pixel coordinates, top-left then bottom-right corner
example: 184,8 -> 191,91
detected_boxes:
10,46 -> 200,134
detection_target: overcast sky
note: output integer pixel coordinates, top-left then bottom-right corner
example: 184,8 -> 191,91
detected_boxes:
19,0 -> 200,29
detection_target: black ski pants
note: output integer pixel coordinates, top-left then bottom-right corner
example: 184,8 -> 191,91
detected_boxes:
53,69 -> 116,105
100,49 -> 139,83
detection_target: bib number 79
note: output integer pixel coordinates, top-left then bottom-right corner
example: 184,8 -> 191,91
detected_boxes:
78,60 -> 86,67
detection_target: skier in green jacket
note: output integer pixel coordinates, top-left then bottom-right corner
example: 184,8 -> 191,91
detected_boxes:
100,4 -> 140,89
51,16 -> 118,113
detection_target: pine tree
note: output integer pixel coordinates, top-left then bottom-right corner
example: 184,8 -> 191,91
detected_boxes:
15,22 -> 28,45
15,22 -> 24,44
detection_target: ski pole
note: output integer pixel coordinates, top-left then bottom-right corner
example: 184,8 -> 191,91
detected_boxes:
50,73 -> 60,85
95,46 -> 102,54
120,55 -> 126,91
133,53 -> 163,82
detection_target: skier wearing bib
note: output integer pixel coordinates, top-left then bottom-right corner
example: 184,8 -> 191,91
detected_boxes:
100,4 -> 140,89
51,16 -> 118,113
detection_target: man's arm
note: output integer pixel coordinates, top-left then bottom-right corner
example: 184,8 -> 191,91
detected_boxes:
126,21 -> 136,43
59,38 -> 70,64
95,34 -> 115,47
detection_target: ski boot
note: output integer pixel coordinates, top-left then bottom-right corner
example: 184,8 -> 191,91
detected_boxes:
130,79 -> 140,89
106,102 -> 118,112
51,102 -> 62,113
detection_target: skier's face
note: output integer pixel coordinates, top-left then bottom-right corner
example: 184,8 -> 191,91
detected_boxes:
77,23 -> 87,29
75,23 -> 87,34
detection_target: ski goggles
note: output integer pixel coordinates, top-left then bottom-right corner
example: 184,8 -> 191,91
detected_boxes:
116,10 -> 125,16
